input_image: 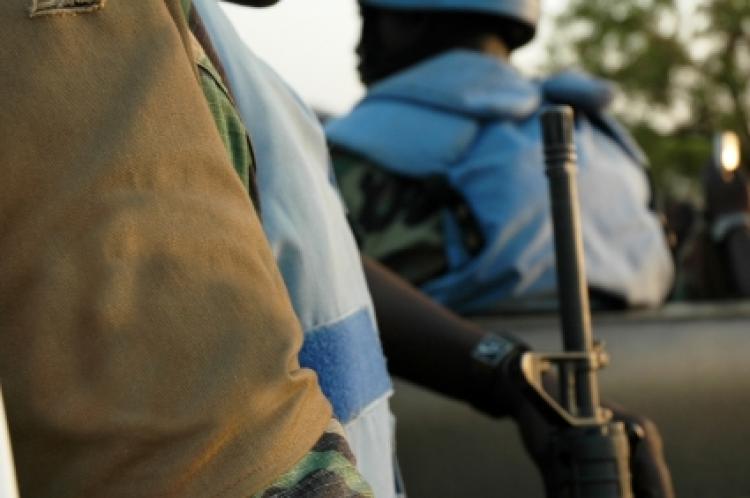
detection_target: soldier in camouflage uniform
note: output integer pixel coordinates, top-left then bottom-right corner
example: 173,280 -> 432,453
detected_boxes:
0,1 -> 370,496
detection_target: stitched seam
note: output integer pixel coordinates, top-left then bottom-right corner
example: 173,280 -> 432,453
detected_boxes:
29,0 -> 106,18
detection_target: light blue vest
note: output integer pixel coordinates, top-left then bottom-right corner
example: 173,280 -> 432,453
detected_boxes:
194,0 -> 391,424
327,50 -> 674,313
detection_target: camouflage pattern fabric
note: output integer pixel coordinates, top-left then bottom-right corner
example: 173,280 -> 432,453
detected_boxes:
189,33 -> 259,208
195,47 -> 254,188
332,148 -> 483,286
254,420 -> 374,498
185,2 -> 260,208
180,0 -> 192,18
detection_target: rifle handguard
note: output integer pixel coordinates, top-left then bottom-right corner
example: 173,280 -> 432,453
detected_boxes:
537,105 -> 634,498
519,346 -> 612,428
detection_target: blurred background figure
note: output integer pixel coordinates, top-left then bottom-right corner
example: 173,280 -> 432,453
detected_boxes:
326,0 -> 674,315
676,132 -> 750,299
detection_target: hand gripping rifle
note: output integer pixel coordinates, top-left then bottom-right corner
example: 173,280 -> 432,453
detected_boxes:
520,106 -> 633,497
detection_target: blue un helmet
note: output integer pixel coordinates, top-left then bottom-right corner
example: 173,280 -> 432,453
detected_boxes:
359,0 -> 540,48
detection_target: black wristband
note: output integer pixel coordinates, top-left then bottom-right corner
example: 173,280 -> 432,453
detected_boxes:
468,331 -> 530,418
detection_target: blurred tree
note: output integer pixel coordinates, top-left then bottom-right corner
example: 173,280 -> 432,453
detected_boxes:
549,0 -> 750,201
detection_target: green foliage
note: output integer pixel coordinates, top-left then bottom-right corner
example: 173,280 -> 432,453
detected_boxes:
550,0 -> 750,199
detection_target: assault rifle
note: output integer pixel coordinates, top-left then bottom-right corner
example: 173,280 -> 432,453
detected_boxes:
520,106 -> 633,497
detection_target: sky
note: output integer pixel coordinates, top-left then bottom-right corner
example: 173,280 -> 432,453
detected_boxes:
222,0 -> 702,117
221,0 -> 569,115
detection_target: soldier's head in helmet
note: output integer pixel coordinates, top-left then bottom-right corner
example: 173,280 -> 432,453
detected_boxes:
357,0 -> 540,85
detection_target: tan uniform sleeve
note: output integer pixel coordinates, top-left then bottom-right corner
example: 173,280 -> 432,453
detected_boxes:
0,1 -> 331,497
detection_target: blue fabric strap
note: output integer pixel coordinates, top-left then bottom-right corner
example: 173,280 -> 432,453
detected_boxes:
299,308 -> 392,423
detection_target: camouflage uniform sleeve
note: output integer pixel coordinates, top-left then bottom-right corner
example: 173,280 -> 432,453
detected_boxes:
332,148 -> 485,286
188,28 -> 262,210
253,419 -> 374,498
194,46 -> 254,189
331,148 -> 448,284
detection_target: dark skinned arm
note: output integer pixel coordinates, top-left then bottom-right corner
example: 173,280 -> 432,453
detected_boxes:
363,255 -> 675,497
362,255 -> 486,402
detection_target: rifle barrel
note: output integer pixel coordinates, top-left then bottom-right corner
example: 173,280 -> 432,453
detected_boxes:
541,106 -> 600,418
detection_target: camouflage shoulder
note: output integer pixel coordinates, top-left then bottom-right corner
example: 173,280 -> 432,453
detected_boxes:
330,148 -> 377,215
253,419 -> 374,498
330,147 -> 381,184
179,0 -> 193,22
187,21 -> 259,207
329,147 -> 448,284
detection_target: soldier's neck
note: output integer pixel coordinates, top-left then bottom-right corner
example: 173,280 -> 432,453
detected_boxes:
480,36 -> 511,62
